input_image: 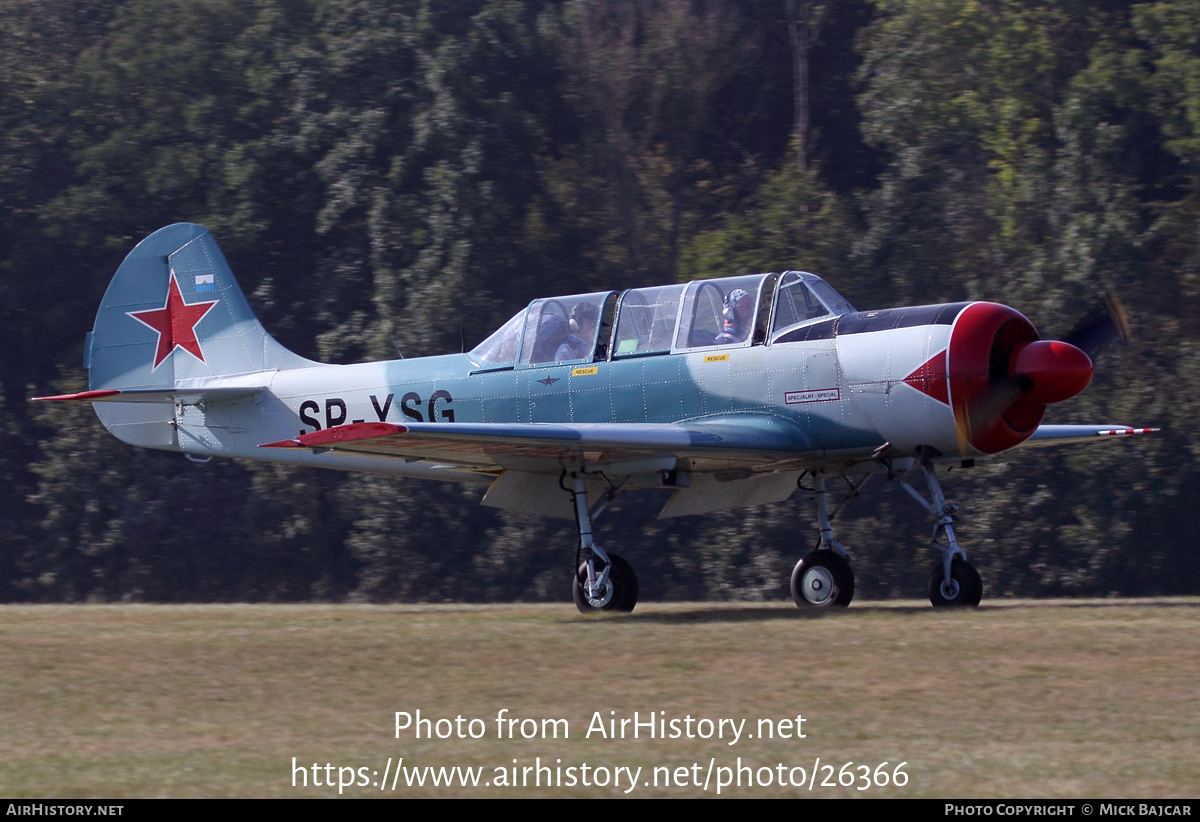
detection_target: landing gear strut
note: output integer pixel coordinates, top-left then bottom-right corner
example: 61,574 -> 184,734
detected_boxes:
565,470 -> 638,614
791,473 -> 862,608
892,452 -> 982,607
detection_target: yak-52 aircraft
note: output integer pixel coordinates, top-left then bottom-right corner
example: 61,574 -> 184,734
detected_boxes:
36,223 -> 1157,612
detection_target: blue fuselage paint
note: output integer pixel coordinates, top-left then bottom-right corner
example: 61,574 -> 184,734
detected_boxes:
259,328 -> 952,467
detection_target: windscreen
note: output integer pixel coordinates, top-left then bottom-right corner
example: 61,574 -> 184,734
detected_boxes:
469,310 -> 525,365
770,272 -> 855,341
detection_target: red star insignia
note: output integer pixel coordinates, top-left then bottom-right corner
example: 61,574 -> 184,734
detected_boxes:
127,272 -> 219,369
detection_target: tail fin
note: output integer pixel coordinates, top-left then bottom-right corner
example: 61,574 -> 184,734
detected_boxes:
88,223 -> 311,390
38,224 -> 315,451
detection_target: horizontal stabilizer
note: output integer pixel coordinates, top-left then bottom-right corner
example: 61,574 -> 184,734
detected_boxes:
33,385 -> 267,404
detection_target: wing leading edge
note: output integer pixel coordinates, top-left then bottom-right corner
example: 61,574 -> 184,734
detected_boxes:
261,419 -> 1161,467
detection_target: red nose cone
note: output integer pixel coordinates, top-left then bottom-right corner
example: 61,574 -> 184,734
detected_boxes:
1012,340 -> 1093,405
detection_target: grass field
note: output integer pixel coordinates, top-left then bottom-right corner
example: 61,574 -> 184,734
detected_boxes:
1,599 -> 1197,798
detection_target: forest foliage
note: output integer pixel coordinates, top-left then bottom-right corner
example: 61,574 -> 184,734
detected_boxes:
3,0 -> 1198,603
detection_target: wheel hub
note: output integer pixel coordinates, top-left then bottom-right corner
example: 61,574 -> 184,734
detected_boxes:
940,578 -> 960,600
802,566 -> 837,606
585,578 -> 614,608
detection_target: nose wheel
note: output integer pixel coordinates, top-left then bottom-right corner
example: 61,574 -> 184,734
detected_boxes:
928,557 -> 982,607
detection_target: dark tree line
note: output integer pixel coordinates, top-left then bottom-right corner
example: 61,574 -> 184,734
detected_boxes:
3,0 -> 1198,603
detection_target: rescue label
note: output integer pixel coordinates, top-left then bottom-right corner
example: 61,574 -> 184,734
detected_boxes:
703,354 -> 730,363
571,366 -> 599,377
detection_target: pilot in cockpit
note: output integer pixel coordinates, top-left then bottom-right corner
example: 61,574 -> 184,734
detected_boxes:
555,302 -> 599,362
713,288 -> 754,344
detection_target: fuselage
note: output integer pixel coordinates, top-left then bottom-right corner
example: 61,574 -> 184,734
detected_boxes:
188,300 -> 980,469
86,247 -> 1083,479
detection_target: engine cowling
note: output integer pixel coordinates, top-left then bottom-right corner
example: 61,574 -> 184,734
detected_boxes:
947,303 -> 1093,454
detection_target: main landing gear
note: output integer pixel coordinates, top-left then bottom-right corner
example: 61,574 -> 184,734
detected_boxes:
790,473 -> 866,608
564,470 -> 638,614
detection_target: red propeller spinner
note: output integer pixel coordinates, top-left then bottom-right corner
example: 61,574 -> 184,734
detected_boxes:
1008,339 -> 1093,405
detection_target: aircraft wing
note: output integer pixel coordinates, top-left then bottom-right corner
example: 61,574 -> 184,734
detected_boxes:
259,417 -> 819,474
260,417 -> 823,520
1021,424 -> 1160,448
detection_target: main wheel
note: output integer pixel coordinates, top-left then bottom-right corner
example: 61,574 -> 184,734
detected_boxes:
928,557 -> 982,607
573,553 -> 638,614
790,550 -> 855,608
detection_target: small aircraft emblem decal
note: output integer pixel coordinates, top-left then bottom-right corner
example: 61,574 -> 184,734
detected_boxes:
127,272 -> 219,369
537,376 -> 560,386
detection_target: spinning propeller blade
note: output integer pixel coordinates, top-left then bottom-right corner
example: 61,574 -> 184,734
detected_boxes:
1062,293 -> 1131,359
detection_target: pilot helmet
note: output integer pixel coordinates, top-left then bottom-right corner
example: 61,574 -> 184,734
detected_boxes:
569,302 -> 598,334
722,289 -> 751,330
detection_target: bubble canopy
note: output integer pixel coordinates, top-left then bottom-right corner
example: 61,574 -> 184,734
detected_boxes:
468,272 -> 854,368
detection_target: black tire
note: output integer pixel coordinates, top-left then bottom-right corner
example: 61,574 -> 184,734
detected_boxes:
573,553 -> 638,614
790,550 -> 855,608
928,557 -> 981,607
963,560 -> 983,606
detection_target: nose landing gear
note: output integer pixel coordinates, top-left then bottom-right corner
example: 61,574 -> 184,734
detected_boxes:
927,556 -> 982,607
893,452 -> 982,607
